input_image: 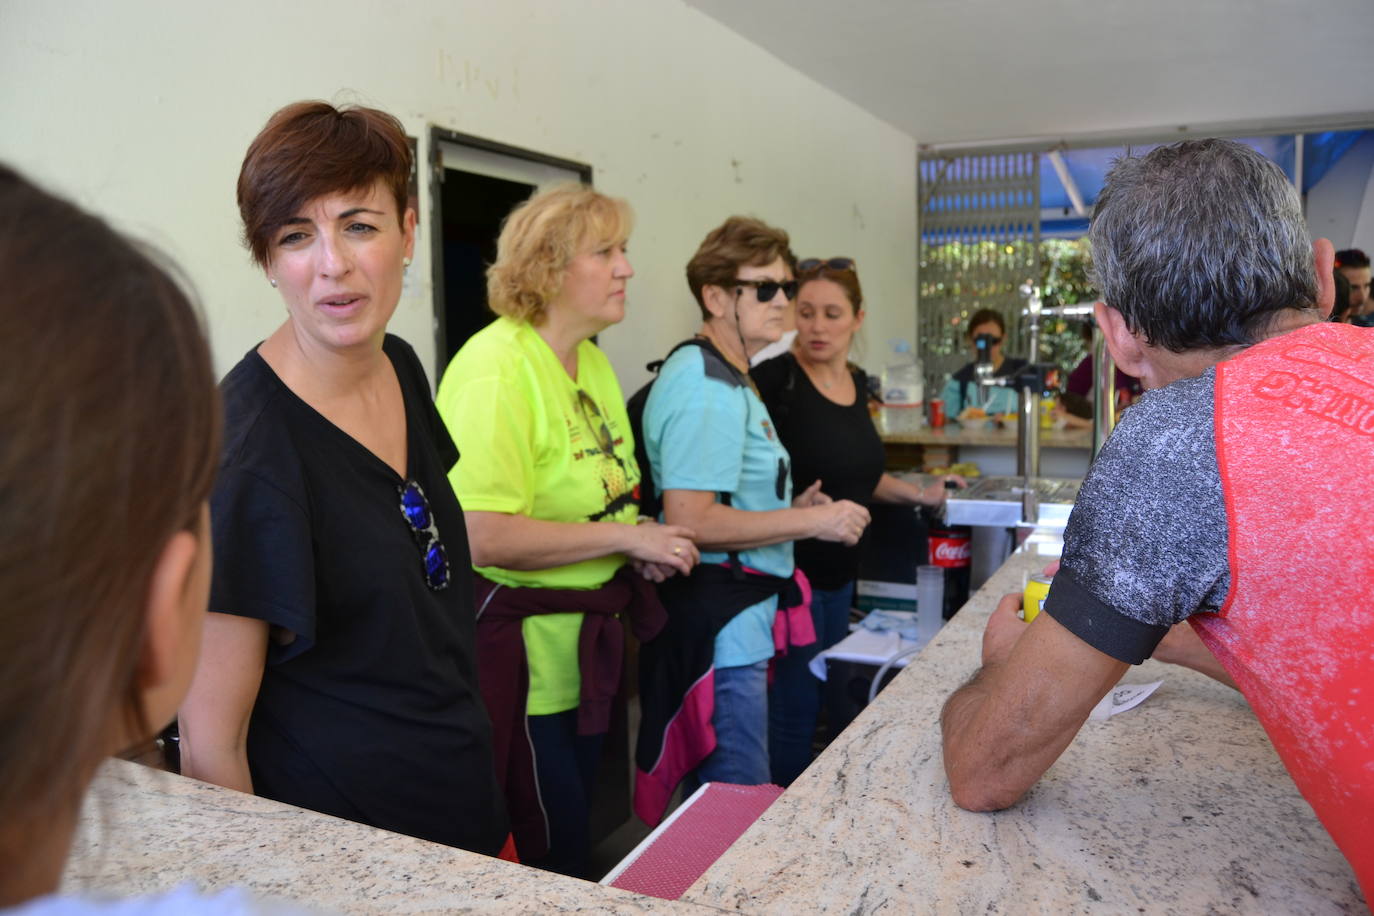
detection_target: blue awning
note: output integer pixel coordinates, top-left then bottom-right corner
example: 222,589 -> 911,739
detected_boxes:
1038,132 -> 1366,236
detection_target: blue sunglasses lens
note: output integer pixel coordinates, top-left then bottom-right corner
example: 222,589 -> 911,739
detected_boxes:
401,484 -> 431,529
423,540 -> 449,588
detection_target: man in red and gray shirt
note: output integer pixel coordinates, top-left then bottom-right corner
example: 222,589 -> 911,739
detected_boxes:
941,139 -> 1372,900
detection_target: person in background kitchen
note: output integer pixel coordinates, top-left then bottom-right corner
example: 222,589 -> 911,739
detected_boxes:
634,217 -> 872,824
753,256 -> 961,786
940,139 -> 1372,900
1057,321 -> 1143,424
0,164 -> 314,914
1334,248 -> 1371,326
939,309 -> 1028,419
435,184 -> 697,878
1330,269 -> 1353,323
177,101 -> 510,858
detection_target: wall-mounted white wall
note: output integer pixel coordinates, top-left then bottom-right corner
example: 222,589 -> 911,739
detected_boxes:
0,0 -> 918,389
1306,133 -> 1374,255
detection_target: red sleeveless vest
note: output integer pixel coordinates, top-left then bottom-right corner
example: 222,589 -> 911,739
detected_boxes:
1193,322 -> 1374,897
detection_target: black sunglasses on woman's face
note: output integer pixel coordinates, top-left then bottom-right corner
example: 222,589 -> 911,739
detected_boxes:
733,278 -> 798,303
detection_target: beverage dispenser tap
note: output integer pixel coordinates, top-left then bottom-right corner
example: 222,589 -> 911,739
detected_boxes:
966,283 -> 1054,523
959,291 -> 1117,529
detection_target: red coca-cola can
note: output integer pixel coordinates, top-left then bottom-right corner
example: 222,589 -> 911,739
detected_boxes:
927,526 -> 971,619
929,397 -> 946,428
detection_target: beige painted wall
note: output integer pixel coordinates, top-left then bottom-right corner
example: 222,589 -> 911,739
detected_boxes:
0,0 -> 918,389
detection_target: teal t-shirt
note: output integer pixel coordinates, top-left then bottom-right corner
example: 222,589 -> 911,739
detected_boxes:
643,345 -> 793,668
941,365 -> 1023,417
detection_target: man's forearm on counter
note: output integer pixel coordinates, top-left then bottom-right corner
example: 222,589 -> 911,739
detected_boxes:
940,665 -> 1027,811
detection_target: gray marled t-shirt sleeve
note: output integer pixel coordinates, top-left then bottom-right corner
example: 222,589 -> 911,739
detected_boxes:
1044,369 -> 1231,664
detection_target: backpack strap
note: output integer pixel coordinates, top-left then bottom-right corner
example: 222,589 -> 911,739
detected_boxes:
652,337 -> 747,576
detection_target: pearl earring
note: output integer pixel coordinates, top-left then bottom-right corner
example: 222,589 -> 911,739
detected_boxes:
403,257 -> 412,269
269,277 -> 278,288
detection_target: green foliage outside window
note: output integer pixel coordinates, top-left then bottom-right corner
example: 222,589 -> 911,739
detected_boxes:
1037,237 -> 1097,377
918,237 -> 1099,381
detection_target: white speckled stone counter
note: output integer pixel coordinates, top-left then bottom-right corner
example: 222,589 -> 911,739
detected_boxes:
60,536 -> 1365,914
683,534 -> 1366,914
62,760 -> 718,914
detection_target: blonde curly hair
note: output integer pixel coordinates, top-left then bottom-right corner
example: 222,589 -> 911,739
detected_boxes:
487,184 -> 634,325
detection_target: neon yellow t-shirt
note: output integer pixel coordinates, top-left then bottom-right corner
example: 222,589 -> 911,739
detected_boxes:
436,317 -> 640,715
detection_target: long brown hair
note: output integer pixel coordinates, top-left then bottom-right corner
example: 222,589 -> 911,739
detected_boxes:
0,165 -> 221,825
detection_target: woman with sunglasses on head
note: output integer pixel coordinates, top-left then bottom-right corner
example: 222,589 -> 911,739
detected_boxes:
940,308 -> 1028,421
0,166 -> 314,913
635,219 -> 871,816
177,102 -> 509,858
752,258 -> 960,786
435,185 -> 698,878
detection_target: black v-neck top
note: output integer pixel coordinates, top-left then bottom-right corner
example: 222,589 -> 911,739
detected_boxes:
753,352 -> 886,589
209,334 -> 507,853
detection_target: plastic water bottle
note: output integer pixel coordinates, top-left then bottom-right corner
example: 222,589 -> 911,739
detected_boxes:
880,339 -> 925,435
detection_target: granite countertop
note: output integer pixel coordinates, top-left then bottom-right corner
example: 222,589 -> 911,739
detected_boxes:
62,536 -> 1364,914
63,760 -> 719,915
883,424 -> 1091,448
681,534 -> 1365,914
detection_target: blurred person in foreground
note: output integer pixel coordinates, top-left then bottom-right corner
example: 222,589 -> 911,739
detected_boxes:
435,185 -> 696,877
940,139 -> 1372,899
0,165 -> 312,914
178,102 -> 508,856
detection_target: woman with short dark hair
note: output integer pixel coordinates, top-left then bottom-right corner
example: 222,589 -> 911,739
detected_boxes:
178,101 -> 508,856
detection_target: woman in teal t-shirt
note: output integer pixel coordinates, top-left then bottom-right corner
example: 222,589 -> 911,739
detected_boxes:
641,217 -> 872,795
436,186 -> 698,878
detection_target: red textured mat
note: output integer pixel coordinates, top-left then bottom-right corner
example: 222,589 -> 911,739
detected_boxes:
605,782 -> 784,901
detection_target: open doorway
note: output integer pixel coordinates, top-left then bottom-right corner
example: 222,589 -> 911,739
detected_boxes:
437,171 -> 534,365
427,128 -> 591,380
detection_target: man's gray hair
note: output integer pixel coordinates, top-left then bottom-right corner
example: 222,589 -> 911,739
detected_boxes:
1089,139 -> 1317,352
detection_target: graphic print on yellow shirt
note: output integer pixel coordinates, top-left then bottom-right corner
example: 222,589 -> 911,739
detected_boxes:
574,388 -> 637,522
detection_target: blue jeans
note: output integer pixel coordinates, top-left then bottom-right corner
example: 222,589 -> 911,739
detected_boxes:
688,659 -> 771,789
768,582 -> 854,786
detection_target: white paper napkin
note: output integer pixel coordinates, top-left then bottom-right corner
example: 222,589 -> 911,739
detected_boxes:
1089,680 -> 1164,720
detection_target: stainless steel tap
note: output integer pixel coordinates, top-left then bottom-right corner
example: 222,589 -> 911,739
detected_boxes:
968,285 -> 1119,526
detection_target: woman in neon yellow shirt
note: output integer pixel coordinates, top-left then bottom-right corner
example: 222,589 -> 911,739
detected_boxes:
436,185 -> 698,877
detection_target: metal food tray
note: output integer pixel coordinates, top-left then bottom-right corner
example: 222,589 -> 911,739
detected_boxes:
944,476 -> 1081,529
